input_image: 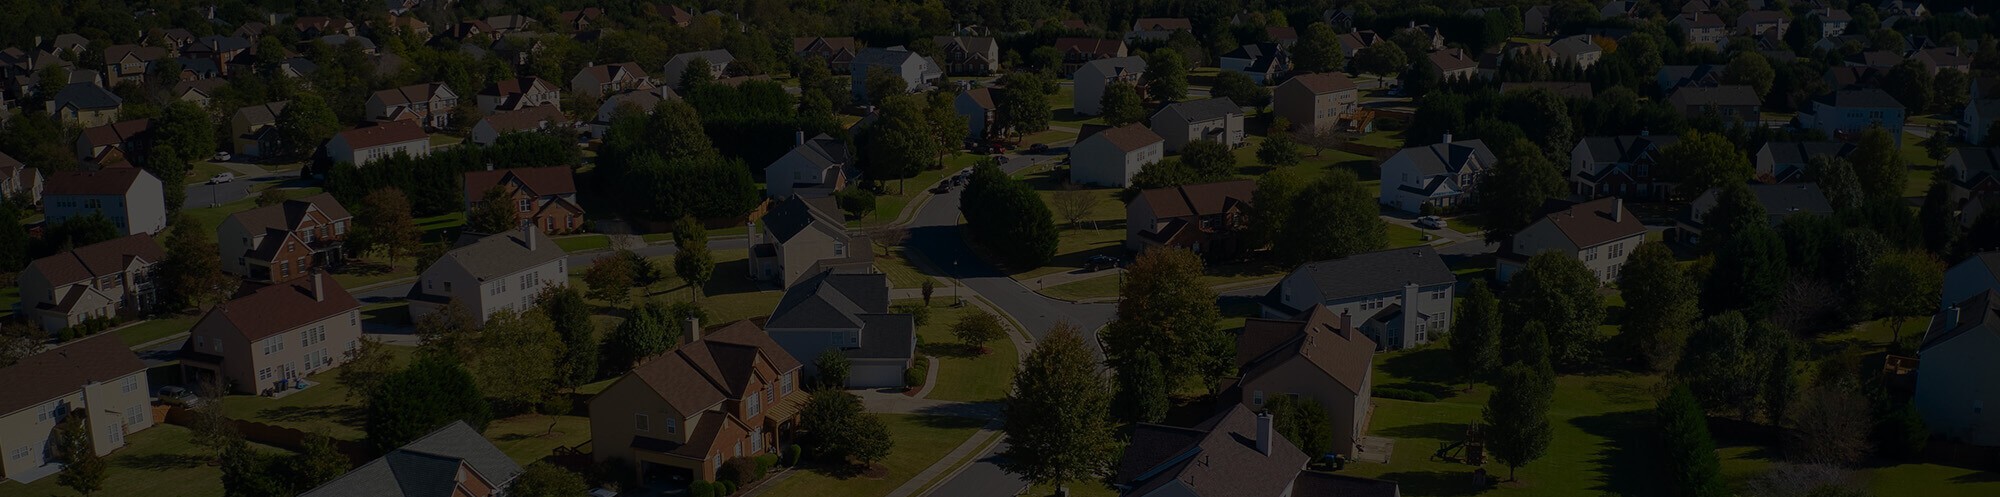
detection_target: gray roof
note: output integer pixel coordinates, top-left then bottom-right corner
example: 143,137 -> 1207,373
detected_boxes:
1391,139 -> 1495,176
234,101 -> 291,127
435,228 -> 565,281
762,194 -> 848,244
1672,85 -> 1761,107
1746,183 -> 1834,217
1077,56 -> 1146,78
1579,134 -> 1678,165
1153,97 -> 1242,125
300,421 -> 522,497
53,82 -> 122,110
1274,246 -> 1456,310
1115,405 -> 1312,497
768,271 -> 890,330
850,314 -> 916,359
852,47 -> 924,67
1549,34 -> 1600,57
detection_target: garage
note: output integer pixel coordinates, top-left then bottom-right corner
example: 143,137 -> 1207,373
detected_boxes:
848,358 -> 908,389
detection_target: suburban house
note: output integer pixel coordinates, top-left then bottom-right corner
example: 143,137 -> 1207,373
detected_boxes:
1274,72 -> 1360,134
1127,18 -> 1193,42
1913,47 -> 1973,75
469,105 -> 568,146
230,101 -> 289,158
1672,12 -> 1729,49
954,86 -> 995,142
590,87 -> 677,138
1072,56 -> 1147,116
1917,289 -> 2000,447
1667,85 -> 1761,126
1570,133 -> 1680,199
1378,134 -> 1495,214
765,132 -> 856,199
1427,49 -> 1480,80
1963,99 -> 1999,145
1754,141 -> 1854,184
1548,34 -> 1603,68
1219,43 -> 1291,84
1942,253 -> 2000,316
178,272 -> 362,395
170,78 -> 227,109
848,47 -> 940,102
1817,8 -> 1854,36
44,168 -> 167,236
1798,89 -> 1906,143
365,82 -> 458,129
1738,10 -> 1792,36
1263,246 -> 1456,350
1947,147 -> 2000,204
1266,26 -> 1300,47
1496,197 -> 1647,284
17,234 -> 164,333
1677,184 -> 1834,244
1657,64 -> 1726,94
0,333 -> 152,484
47,82 -> 122,127
1150,98 -> 1245,153
589,320 -> 806,483
476,76 -> 560,114
663,49 -> 735,88
75,119 -> 152,164
793,37 -> 858,73
1071,124 -> 1165,188
1336,30 -> 1385,57
462,166 -> 584,234
1399,22 -> 1447,51
570,62 -> 656,99
932,36 -> 999,75
102,44 -> 166,85
0,151 -> 44,204
1125,179 -> 1254,256
1053,38 -> 1127,75
299,421 -> 522,497
764,271 -> 915,388
216,193 -> 352,284
1113,405 -> 1401,497
407,226 -> 568,325
1233,305 -> 1376,459
749,196 -> 873,288
325,121 -> 431,166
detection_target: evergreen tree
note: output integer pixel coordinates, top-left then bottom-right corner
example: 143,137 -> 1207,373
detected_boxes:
1265,395 -> 1335,460
1849,125 -> 1905,203
1000,322 -> 1121,494
55,412 -> 105,496
1112,350 -> 1169,423
1702,223 -> 1789,318
1658,384 -> 1729,497
1620,242 -> 1698,372
1277,170 -> 1386,263
1450,280 -> 1503,389
0,201 -> 28,272
1919,173 -> 1959,255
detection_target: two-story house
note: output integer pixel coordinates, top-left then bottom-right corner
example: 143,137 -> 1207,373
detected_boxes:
407,226 -> 568,325
1754,141 -> 1854,184
75,119 -> 152,164
1336,30 -> 1385,57
1127,18 -> 1193,42
463,166 -> 584,234
476,77 -> 560,114
1114,405 -> 1401,497
1218,43 -> 1290,84
664,50 -> 735,89
1570,133 -> 1679,200
230,101 -> 289,159
590,87 -> 676,138
46,82 -> 122,128
849,47 -> 940,102
469,105 -> 568,146
325,121 -> 431,166
1274,72 -> 1359,134
1427,49 -> 1480,80
18,234 -> 164,333
590,320 -> 807,482
1496,197 -> 1647,284
1053,38 -> 1127,75
749,196 -> 873,288
954,86 -> 996,142
0,333 -> 153,484
1073,56 -> 1147,116
1657,64 -> 1726,94
764,132 -> 856,199
101,45 -> 166,85
301,421 -> 521,496
366,82 -> 458,129
1677,184 -> 1834,245
1799,88 -> 1906,143
216,193 -> 351,284
0,151 -> 44,205
1945,148 -> 2000,219
180,35 -> 250,77
1264,246 -> 1456,350
1549,34 -> 1603,69
44,168 -> 166,235
1150,98 -> 1244,153
793,37 -> 859,74
764,271 -> 915,387
1738,10 -> 1792,36
570,62 -> 656,100
932,36 -> 999,76
1125,179 -> 1254,256
1233,305 -> 1375,459
1673,12 -> 1729,49
1072,124 -> 1165,188
1379,134 -> 1495,214
178,272 -> 362,395
1917,289 -> 2000,447
1668,85 -> 1762,127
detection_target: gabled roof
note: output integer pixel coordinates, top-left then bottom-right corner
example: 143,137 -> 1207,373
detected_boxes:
1283,72 -> 1357,95
932,36 -> 996,55
206,273 -> 360,342
478,105 -> 567,134
1277,246 -> 1456,305
1500,81 -> 1594,99
1760,141 -> 1855,165
234,101 -> 290,127
1130,18 -> 1193,32
300,421 -> 523,497
334,121 -> 428,149
480,77 -> 554,97
1391,138 -> 1495,177
433,228 -> 566,281
1427,48 -> 1478,72
1077,56 -> 1146,79
1134,180 -> 1254,220
793,36 -> 858,55
1535,197 -> 1645,248
1673,12 -> 1728,28
768,271 -> 890,330
577,62 -> 650,85
1236,305 -> 1375,395
1815,88 -> 1904,109
27,233 -> 164,287
1578,134 -> 1678,166
464,166 -> 578,201
762,194 -> 849,245
371,82 -> 453,106
1549,35 -> 1601,57
1670,84 -> 1762,107
1054,38 -> 1125,58
1924,290 -> 2000,351
104,44 -> 167,63
628,320 -> 804,416
1154,97 -> 1242,125
1114,405 -> 1310,497
53,82 -> 122,110
668,49 -> 735,69
224,192 -> 352,236
852,47 -> 924,67
1082,123 -> 1163,153
0,333 -> 144,416
79,118 -> 153,150
1267,26 -> 1299,42
961,87 -> 994,110
46,167 -> 151,196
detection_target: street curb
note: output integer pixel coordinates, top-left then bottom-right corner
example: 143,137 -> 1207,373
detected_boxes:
901,422 -> 1009,497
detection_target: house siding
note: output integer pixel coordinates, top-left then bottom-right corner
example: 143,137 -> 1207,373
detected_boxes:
1917,329 -> 2000,446
1237,357 -> 1370,458
0,370 -> 152,481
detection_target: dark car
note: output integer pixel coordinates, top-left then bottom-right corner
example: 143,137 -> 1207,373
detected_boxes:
1084,254 -> 1121,272
1029,143 -> 1050,154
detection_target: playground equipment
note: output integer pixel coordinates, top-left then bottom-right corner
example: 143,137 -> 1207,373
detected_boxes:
1430,423 -> 1486,465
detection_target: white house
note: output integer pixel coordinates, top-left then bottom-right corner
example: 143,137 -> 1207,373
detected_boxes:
1070,124 -> 1163,187
954,86 -> 995,142
1918,288 -> 2000,447
763,271 -> 915,388
44,168 -> 167,235
765,132 -> 855,198
407,226 -> 568,325
0,334 -> 153,484
1072,56 -> 1146,116
663,49 -> 734,88
849,47 -> 939,102
1149,98 -> 1245,153
1262,246 -> 1457,350
1379,134 -> 1494,214
325,121 -> 431,166
1496,197 -> 1647,284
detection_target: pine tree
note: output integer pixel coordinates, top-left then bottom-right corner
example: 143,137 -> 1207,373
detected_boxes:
1450,280 -> 1503,389
1000,322 -> 1121,493
1658,384 -> 1729,497
1620,242 -> 1698,371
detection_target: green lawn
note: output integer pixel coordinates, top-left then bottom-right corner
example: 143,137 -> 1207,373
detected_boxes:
114,314 -> 199,348
854,165 -> 958,227
1013,166 -> 1128,281
220,344 -> 419,441
904,300 -> 1017,403
571,249 -> 786,325
554,234 -> 611,253
1444,215 -> 1486,235
1386,223 -> 1434,248
186,187 -> 325,241
874,249 -> 938,289
484,414 -> 592,465
0,425 -> 290,497
0,285 -> 21,319
1040,274 -> 1121,301
188,161 -> 233,185
757,414 -> 985,497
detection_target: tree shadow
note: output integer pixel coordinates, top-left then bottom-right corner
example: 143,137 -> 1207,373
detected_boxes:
1379,381 -> 1456,400
258,404 -> 366,429
1371,470 -> 1490,496
910,405 -> 1001,424
1569,408 -> 1658,497
1582,378 -> 1654,407
334,261 -> 393,278
1377,347 -> 1459,385
1375,422 -> 1470,442
117,453 -> 205,471
910,413 -> 990,430
918,341 -> 984,359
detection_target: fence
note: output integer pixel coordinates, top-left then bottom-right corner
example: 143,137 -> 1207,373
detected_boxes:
163,406 -> 373,465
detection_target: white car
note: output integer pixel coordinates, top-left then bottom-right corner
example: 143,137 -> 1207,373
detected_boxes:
1416,216 -> 1447,230
212,151 -> 232,162
208,173 -> 234,184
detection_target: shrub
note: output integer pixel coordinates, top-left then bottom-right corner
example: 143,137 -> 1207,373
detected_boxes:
688,480 -> 713,497
755,453 -> 779,473
719,456 -> 765,485
720,479 -> 738,495
905,357 -> 929,387
1373,387 -> 1440,402
785,444 -> 803,465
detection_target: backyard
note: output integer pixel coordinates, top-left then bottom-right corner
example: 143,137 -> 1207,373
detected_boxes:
755,414 -> 985,497
0,425 -> 290,497
219,344 -> 418,441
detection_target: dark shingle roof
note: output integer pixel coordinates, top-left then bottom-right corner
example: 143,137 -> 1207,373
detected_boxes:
1537,197 -> 1646,248
1084,123 -> 1164,153
1816,88 -> 1905,109
1236,305 -> 1375,395
626,320 -> 805,415
1115,405 -> 1311,497
204,274 -> 361,342
300,421 -> 522,497
0,333 -> 145,415
1392,139 -> 1495,177
767,272 -> 890,330
434,228 -> 566,281
53,82 -> 122,110
46,168 -> 149,196
1154,97 -> 1242,124
761,194 -> 848,244
1281,246 -> 1455,304
1671,85 -> 1762,107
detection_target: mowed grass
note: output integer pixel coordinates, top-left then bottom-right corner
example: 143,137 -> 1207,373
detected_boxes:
1040,274 -> 1121,301
553,234 -> 611,252
114,314 -> 200,347
756,414 -> 985,497
571,248 -> 785,324
904,300 -> 1017,403
0,424 -> 291,497
220,344 -> 419,441
1012,165 -> 1127,281
185,186 -> 325,241
484,414 -> 592,466
1387,223 -> 1435,249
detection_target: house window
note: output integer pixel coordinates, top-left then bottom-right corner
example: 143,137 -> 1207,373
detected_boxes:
8,446 -> 29,460
833,243 -> 845,257
259,368 -> 272,380
1608,243 -> 1625,259
1583,247 -> 1598,261
518,199 -> 532,212
734,442 -> 742,458
781,374 -> 793,394
635,413 -> 649,432
122,377 -> 139,393
666,417 -> 679,434
280,261 -> 291,279
127,404 -> 144,427
1252,390 -> 1265,406
747,391 -> 762,418
714,455 -> 723,471
751,429 -> 764,452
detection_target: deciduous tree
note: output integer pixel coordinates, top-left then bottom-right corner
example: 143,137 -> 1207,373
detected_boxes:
1621,242 -> 1698,372
1451,280 -> 1503,388
815,348 -> 851,389
1478,138 -> 1568,243
583,253 -> 636,306
366,355 -> 492,453
1722,51 -> 1776,96
1102,248 -> 1226,387
1278,170 -> 1386,263
1867,250 -> 1943,343
1258,117 -> 1303,168
1264,394 -> 1335,461
510,462 -> 592,497
159,214 -> 233,309
1505,252 -> 1605,371
355,188 -> 421,265
1485,362 -> 1554,481
538,285 -> 599,388
951,309 -> 1006,354
1000,322 -> 1120,494
1849,125 -> 1905,202
472,308 -> 563,412
1100,81 -> 1146,127
1292,23 -> 1345,73
1144,50 -> 1189,103
1112,350 -> 1169,423
1662,130 -> 1753,199
467,186 -> 519,234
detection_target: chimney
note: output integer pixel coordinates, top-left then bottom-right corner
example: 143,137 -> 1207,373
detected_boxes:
522,224 -> 537,251
312,271 -> 325,302
795,130 -> 806,146
485,162 -> 495,171
1947,305 -> 1963,329
1612,198 -> 1624,222
684,317 -> 701,343
1255,411 -> 1275,456
1402,282 -> 1421,343
1440,131 -> 1453,145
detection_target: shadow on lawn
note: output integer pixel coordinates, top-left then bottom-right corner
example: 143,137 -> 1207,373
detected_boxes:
1570,408 -> 1657,496
258,404 -> 365,428
1370,469 -> 1489,496
118,453 -> 206,471
1375,421 -> 1472,443
919,341 -> 985,359
1378,347 -> 1459,385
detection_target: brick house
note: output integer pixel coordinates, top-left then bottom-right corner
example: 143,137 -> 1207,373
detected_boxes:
462,166 -> 584,234
216,193 -> 352,283
17,234 -> 164,333
590,320 -> 807,483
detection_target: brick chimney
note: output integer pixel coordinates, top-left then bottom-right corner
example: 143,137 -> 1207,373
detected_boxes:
1255,411 -> 1275,456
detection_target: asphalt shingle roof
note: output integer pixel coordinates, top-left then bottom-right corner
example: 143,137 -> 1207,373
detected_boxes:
0,333 -> 145,416
435,228 -> 566,281
1154,97 -> 1242,124
300,421 -> 522,497
1279,245 -> 1456,304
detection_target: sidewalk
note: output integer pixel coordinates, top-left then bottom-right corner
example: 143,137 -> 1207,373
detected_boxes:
883,423 -> 1004,497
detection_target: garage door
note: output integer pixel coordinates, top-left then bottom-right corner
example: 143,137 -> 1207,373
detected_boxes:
848,363 -> 904,389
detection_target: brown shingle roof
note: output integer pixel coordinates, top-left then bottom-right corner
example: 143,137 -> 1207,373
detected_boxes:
1236,305 -> 1375,395
463,166 -> 579,201
224,192 -> 352,236
0,333 -> 145,415
628,320 -> 802,416
1131,18 -> 1194,32
478,105 -> 567,134
207,273 -> 361,341
26,233 -> 164,287
963,87 -> 994,110
1054,38 -> 1124,58
45,167 -> 148,196
1116,405 -> 1311,497
1089,123 -> 1164,153
1135,179 -> 1255,220
1541,197 -> 1645,248
79,118 -> 153,150
1287,72 -> 1357,95
371,82 -> 450,106
335,121 -> 428,149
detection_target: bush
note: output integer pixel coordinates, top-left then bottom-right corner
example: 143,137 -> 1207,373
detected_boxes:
755,453 -> 779,473
719,456 -> 765,485
894,302 -> 931,327
688,480 -> 714,497
720,479 -> 738,495
1373,387 -> 1440,402
784,444 -> 803,465
905,357 -> 929,387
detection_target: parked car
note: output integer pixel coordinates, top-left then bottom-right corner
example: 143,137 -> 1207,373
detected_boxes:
1084,254 -> 1121,272
931,182 -> 952,194
158,386 -> 199,407
1029,143 -> 1050,154
207,173 -> 234,184
212,151 -> 231,162
1416,216 -> 1447,230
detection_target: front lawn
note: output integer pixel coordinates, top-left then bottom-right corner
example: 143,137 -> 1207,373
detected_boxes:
904,300 -> 1017,403
756,414 -> 985,497
220,344 -> 419,441
0,425 -> 289,497
1386,223 -> 1435,249
554,234 -> 611,253
186,187 -> 325,241
571,249 -> 787,325
114,314 -> 200,348
1039,274 -> 1121,301
188,161 -> 234,185
484,414 -> 592,465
